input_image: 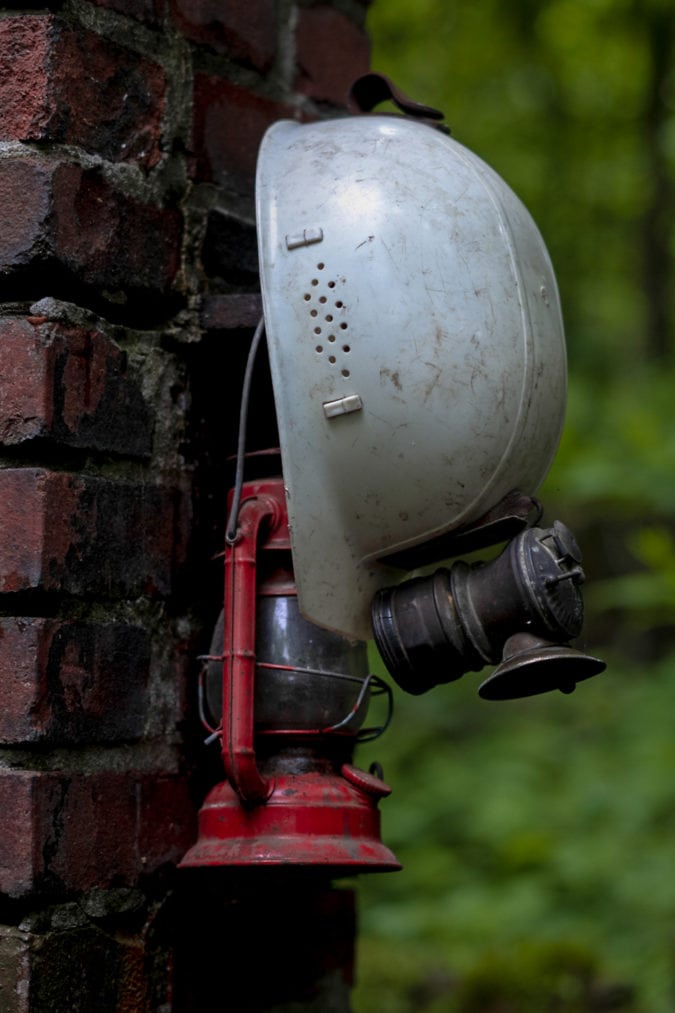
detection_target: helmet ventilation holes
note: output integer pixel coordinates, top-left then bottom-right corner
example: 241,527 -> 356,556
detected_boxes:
304,269 -> 352,379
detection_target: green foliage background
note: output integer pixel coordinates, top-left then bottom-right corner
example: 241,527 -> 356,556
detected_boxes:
351,1 -> 675,1010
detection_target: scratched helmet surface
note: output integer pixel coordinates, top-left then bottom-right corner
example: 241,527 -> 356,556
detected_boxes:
255,114 -> 566,640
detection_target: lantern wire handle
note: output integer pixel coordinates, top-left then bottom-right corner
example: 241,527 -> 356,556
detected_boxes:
225,316 -> 266,544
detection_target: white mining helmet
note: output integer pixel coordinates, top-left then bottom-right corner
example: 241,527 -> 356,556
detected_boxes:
256,107 -> 566,637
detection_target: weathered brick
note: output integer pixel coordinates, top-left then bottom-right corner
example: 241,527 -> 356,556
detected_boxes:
0,771 -> 60,898
0,17 -> 51,142
170,0 -> 275,69
0,158 -> 182,301
137,776 -> 198,873
0,318 -> 152,455
30,916 -> 169,1012
0,926 -> 30,1013
0,912 -> 171,1011
0,16 -> 166,168
48,773 -> 195,892
0,907 -> 172,1008
192,74 -> 295,187
50,163 -> 182,297
0,770 -> 195,898
0,618 -> 151,745
0,159 -> 52,272
0,319 -> 48,445
0,469 -> 189,598
295,6 -> 370,105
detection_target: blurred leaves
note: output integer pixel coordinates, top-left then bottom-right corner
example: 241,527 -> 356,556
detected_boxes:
550,370 -> 675,514
354,653 -> 675,1011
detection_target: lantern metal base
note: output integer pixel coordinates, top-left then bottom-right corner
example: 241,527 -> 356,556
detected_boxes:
180,765 -> 401,874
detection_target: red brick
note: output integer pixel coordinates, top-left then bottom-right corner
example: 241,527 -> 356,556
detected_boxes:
51,162 -> 181,295
0,17 -> 51,141
0,926 -> 30,1013
137,777 -> 198,872
0,158 -> 181,299
0,469 -> 189,598
0,913 -> 171,1011
0,318 -> 151,455
31,917 -> 170,1011
0,16 -> 166,168
0,319 -> 48,444
0,770 -> 195,897
65,772 -> 195,891
295,6 -> 370,106
192,75 -> 296,186
0,618 -> 151,745
47,773 -> 167,892
52,773 -> 140,892
0,770 -> 61,897
0,159 -> 52,271
0,619 -> 52,744
169,0 -> 275,69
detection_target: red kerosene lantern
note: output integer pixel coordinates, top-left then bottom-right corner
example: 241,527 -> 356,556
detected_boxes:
181,474 -> 400,873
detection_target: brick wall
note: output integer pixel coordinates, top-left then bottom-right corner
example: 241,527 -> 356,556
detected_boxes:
0,2 -> 370,1009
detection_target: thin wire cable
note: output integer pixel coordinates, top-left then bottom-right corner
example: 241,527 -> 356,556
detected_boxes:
225,316 -> 265,543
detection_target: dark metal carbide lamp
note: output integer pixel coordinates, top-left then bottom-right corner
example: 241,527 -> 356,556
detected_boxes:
372,519 -> 605,701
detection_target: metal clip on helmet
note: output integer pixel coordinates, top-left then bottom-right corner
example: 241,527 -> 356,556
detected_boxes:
256,96 -> 604,700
